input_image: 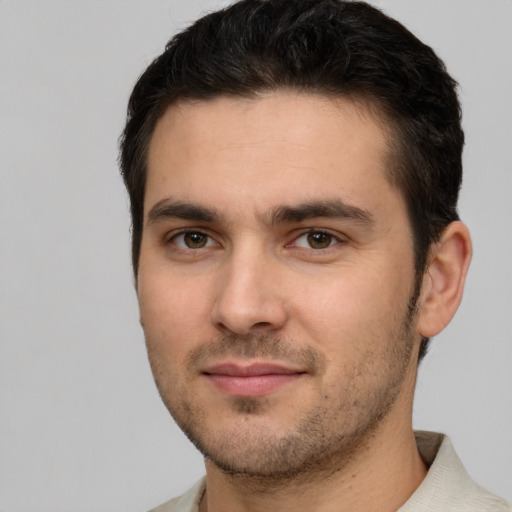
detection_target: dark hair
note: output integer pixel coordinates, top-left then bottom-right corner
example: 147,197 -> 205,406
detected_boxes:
119,0 -> 464,360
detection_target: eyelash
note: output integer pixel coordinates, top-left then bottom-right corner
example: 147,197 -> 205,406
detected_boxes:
290,230 -> 343,250
167,229 -> 344,251
168,230 -> 219,250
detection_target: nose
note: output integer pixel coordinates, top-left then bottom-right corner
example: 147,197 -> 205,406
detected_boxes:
210,246 -> 288,336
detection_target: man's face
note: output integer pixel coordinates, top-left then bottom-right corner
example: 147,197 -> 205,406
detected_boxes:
137,92 -> 422,478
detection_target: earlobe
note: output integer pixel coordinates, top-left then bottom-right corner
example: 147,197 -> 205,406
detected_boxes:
417,221 -> 472,338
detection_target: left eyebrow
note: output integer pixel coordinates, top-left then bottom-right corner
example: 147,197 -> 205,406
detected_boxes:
265,200 -> 374,227
146,199 -> 221,225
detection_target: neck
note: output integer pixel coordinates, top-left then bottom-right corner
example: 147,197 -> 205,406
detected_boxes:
200,416 -> 427,512
199,354 -> 427,512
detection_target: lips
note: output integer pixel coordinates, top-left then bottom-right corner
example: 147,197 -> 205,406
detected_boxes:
202,362 -> 305,397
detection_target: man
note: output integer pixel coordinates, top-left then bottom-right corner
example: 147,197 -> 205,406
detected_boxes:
119,1 -> 510,511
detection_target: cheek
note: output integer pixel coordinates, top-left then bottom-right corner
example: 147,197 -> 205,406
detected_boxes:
137,269 -> 214,352
298,269 -> 396,316
289,262 -> 412,348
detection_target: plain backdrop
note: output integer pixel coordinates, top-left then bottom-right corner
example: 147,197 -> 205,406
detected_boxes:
1,1 -> 511,511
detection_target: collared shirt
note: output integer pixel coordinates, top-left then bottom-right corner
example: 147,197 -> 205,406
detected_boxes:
149,432 -> 511,512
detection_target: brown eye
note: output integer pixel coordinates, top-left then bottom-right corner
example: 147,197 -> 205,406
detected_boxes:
172,231 -> 215,249
292,231 -> 339,250
307,232 -> 333,249
183,232 -> 208,248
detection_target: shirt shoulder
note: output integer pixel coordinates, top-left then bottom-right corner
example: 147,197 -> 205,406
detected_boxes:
147,478 -> 206,512
399,431 -> 511,512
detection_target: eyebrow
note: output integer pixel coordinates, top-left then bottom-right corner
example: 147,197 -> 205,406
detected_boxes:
147,199 -> 221,225
146,198 -> 373,228
266,200 -> 374,227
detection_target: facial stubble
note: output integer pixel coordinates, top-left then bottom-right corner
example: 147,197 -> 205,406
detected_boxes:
145,288 -> 419,484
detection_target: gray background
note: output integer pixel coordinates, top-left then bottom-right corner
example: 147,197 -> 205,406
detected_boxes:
1,1 -> 511,511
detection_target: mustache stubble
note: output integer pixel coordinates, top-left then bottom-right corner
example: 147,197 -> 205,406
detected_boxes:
185,333 -> 326,376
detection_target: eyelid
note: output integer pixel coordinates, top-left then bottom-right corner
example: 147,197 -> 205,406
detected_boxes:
163,227 -> 347,251
166,228 -> 220,249
288,229 -> 347,250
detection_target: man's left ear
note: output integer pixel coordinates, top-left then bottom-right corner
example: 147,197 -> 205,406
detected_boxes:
416,221 -> 472,337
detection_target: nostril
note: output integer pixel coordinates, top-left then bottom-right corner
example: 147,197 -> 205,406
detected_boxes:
253,321 -> 272,329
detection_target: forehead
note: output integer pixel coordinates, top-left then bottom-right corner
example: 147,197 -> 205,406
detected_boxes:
145,92 -> 400,221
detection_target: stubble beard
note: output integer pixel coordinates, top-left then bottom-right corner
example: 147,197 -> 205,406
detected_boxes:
146,293 -> 419,485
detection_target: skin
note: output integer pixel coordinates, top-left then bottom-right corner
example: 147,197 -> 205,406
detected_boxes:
137,92 -> 472,512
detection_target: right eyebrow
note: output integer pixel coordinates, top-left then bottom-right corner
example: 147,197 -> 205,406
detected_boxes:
146,199 -> 221,225
265,199 -> 374,227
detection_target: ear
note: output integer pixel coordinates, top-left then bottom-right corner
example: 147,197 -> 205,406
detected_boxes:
416,221 -> 472,337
